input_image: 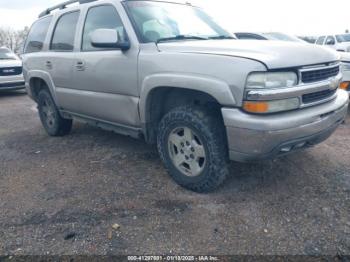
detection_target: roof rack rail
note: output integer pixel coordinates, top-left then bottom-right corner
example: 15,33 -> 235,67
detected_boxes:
38,0 -> 97,18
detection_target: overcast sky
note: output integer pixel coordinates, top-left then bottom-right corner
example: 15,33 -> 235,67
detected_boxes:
0,0 -> 349,36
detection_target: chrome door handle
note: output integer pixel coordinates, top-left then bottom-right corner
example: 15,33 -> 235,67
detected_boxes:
75,61 -> 85,71
46,61 -> 52,69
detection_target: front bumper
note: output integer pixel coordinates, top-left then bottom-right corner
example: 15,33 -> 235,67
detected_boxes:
0,74 -> 25,91
222,89 -> 349,162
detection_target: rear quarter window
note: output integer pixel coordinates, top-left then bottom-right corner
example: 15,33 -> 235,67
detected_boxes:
24,16 -> 52,54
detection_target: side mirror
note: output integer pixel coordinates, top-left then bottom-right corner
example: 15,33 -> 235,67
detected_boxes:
90,29 -> 130,51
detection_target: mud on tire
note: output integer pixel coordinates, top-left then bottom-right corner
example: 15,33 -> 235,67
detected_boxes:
157,105 -> 230,193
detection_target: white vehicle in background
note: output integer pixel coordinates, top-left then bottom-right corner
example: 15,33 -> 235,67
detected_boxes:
340,52 -> 350,94
0,47 -> 25,91
315,34 -> 350,52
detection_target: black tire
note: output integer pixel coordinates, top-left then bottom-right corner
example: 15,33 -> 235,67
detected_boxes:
37,89 -> 72,137
157,105 -> 229,193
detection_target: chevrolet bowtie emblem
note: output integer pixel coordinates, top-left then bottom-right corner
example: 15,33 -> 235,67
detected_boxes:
3,69 -> 15,73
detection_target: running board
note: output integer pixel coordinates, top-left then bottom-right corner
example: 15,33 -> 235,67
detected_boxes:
60,110 -> 143,139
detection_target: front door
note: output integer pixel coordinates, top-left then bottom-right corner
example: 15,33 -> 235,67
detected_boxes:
69,4 -> 140,127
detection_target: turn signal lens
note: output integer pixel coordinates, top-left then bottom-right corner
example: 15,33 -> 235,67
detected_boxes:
243,101 -> 269,113
340,81 -> 350,91
243,98 -> 300,114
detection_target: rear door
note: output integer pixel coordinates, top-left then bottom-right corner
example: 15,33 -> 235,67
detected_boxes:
68,4 -> 140,127
48,11 -> 81,108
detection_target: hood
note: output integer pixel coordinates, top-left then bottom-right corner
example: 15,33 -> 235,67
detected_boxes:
157,40 -> 339,69
0,58 -> 22,68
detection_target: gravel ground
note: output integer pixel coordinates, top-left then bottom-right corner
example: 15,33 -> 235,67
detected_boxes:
0,91 -> 349,256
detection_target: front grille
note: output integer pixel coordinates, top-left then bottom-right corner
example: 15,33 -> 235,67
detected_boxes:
0,66 -> 22,76
301,65 -> 339,83
302,89 -> 336,104
0,82 -> 25,88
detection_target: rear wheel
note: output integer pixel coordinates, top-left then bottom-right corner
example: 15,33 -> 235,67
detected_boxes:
37,89 -> 72,136
157,105 -> 229,193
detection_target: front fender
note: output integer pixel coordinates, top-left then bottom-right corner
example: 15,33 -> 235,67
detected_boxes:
139,73 -> 237,123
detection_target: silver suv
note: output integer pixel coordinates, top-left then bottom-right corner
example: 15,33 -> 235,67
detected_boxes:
23,0 -> 349,192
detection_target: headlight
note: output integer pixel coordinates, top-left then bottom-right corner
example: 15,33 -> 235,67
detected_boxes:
341,61 -> 350,71
246,72 -> 298,89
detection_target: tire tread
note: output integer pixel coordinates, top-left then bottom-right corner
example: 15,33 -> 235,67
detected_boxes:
157,105 -> 229,193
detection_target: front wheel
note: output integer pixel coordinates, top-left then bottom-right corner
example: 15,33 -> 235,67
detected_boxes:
157,105 -> 229,193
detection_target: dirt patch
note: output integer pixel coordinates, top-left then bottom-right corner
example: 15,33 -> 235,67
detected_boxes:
0,92 -> 349,255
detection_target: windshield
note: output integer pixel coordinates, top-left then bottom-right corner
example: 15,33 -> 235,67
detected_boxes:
263,32 -> 305,43
0,48 -> 16,60
124,1 -> 233,43
336,34 -> 350,43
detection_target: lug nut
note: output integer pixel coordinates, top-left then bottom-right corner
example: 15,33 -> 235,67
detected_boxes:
180,150 -> 184,154
185,155 -> 189,160
190,154 -> 195,159
191,147 -> 195,152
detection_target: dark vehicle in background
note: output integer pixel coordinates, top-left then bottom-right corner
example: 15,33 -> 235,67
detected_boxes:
235,32 -> 306,43
0,47 -> 25,91
234,32 -> 268,40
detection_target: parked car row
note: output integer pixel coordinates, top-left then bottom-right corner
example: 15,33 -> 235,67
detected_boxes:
315,34 -> 350,52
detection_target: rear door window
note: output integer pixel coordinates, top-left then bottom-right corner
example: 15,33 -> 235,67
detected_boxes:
24,16 -> 52,53
51,11 -> 80,51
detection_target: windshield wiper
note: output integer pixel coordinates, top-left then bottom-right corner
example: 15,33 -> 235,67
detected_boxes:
156,35 -> 208,44
208,35 -> 236,40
